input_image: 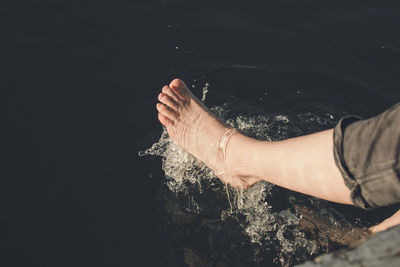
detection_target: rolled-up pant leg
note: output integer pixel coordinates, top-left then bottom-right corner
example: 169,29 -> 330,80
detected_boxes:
333,103 -> 400,209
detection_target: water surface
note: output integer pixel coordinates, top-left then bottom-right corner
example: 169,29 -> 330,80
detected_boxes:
3,0 -> 400,266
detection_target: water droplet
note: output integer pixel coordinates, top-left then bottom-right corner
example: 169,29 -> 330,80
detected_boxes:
201,82 -> 209,102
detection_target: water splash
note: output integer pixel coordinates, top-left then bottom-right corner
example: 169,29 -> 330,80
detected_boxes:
139,97 -> 365,266
201,82 -> 209,102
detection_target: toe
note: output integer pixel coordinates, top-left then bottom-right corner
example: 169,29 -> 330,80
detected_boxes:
156,103 -> 179,121
162,85 -> 180,103
169,78 -> 191,100
158,113 -> 174,127
158,93 -> 179,111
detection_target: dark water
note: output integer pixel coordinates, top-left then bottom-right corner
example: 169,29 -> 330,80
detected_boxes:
3,0 -> 400,266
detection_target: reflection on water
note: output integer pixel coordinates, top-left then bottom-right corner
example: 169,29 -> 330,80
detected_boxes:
139,71 -> 382,266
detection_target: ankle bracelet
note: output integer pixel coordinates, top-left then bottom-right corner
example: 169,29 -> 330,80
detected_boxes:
215,128 -> 237,176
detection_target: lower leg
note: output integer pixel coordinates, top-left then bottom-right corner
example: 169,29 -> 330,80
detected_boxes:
226,129 -> 353,204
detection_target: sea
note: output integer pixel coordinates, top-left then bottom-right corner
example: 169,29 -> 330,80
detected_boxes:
3,0 -> 400,266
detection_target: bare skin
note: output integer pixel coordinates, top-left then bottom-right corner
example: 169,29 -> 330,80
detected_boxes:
156,78 -> 400,233
156,79 -> 260,188
370,209 -> 400,233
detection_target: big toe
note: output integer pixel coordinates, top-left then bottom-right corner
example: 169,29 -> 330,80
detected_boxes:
169,78 -> 191,100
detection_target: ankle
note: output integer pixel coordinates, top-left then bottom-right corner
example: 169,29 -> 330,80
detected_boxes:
225,132 -> 262,184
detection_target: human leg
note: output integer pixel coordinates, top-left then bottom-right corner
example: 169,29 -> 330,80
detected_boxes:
156,79 -> 352,204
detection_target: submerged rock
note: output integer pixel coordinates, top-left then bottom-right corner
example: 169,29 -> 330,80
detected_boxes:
297,225 -> 400,267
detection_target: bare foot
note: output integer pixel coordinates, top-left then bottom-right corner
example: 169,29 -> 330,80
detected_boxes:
156,79 -> 260,188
